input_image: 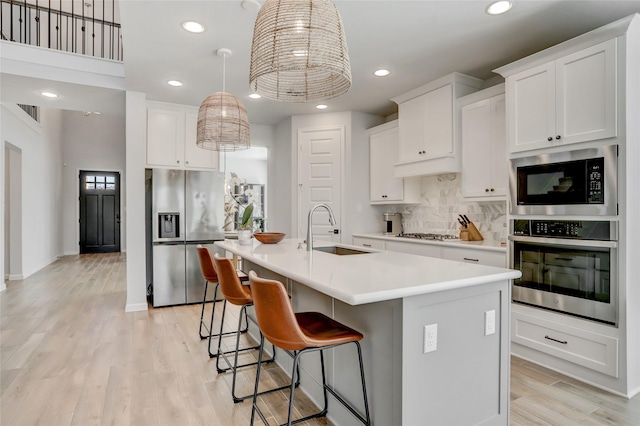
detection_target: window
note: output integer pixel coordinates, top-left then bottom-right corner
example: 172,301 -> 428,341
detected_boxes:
85,174 -> 116,190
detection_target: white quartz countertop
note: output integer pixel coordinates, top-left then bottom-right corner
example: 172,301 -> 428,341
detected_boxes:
353,233 -> 507,252
215,239 -> 521,306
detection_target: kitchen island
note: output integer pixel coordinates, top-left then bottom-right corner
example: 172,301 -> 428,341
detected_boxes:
215,239 -> 521,426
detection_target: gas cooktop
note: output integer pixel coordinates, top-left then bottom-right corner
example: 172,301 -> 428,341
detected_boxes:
396,232 -> 460,241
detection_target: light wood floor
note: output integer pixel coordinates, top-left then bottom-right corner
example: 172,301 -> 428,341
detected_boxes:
1,253 -> 638,426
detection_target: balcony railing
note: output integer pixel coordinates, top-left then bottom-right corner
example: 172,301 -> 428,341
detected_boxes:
1,0 -> 123,61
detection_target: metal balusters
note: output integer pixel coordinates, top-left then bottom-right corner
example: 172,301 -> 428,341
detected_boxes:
0,0 -> 122,61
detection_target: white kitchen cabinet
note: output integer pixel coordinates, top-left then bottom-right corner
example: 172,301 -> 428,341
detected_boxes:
441,246 -> 506,268
352,237 -> 385,250
512,309 -> 618,377
460,87 -> 507,199
385,240 -> 441,258
392,73 -> 483,177
368,121 -> 421,204
505,39 -> 617,153
147,102 -> 219,170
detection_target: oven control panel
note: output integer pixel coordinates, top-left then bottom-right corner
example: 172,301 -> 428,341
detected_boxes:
512,220 -> 614,240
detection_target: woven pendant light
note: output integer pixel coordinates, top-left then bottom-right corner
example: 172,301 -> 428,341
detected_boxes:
249,0 -> 352,102
197,48 -> 250,151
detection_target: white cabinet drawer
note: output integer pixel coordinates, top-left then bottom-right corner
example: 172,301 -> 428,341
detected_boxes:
512,311 -> 618,377
352,237 -> 385,250
385,241 -> 441,258
441,247 -> 506,267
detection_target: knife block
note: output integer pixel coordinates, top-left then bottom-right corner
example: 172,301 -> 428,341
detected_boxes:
459,222 -> 483,241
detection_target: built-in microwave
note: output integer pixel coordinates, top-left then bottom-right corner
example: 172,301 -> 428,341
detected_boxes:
509,145 -> 617,216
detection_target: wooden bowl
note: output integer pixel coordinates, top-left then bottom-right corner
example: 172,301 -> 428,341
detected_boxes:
253,232 -> 286,244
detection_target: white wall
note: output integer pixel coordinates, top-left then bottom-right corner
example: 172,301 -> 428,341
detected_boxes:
4,144 -> 23,281
1,104 -> 64,279
124,91 -> 148,312
271,118 -> 293,235
347,112 -> 387,239
61,110 -> 126,254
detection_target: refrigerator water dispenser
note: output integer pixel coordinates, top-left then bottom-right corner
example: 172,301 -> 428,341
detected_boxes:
158,213 -> 180,238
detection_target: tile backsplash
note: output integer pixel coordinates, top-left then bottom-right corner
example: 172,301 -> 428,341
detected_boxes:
391,173 -> 507,242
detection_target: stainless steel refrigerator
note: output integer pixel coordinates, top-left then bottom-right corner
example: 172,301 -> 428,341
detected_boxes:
145,168 -> 225,307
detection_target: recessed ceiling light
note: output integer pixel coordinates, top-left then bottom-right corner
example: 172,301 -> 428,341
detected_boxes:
241,0 -> 261,12
167,80 -> 183,87
316,104 -> 328,110
374,69 -> 391,77
40,91 -> 58,98
486,1 -> 512,15
292,49 -> 308,57
182,21 -> 204,33
248,93 -> 262,99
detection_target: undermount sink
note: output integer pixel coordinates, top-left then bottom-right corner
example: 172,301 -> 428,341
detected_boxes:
313,246 -> 371,256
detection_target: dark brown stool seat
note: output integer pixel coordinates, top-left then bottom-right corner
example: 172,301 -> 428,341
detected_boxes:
248,271 -> 371,426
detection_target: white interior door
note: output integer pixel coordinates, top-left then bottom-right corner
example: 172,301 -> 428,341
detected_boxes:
298,127 -> 343,244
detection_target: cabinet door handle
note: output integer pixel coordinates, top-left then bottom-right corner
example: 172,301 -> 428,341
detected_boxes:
176,160 -> 180,164
545,335 -> 568,345
185,161 -> 189,165
362,244 -> 372,247
485,188 -> 489,192
463,257 -> 479,262
490,188 -> 494,192
547,137 -> 553,142
556,135 -> 561,140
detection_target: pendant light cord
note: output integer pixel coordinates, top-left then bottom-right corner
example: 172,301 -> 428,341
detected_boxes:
222,53 -> 226,93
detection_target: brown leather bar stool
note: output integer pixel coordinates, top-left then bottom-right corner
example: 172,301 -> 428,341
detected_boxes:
196,246 -> 248,358
212,253 -> 296,403
248,271 -> 371,426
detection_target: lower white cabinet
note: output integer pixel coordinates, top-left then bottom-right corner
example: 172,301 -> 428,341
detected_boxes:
441,246 -> 506,268
352,236 -> 507,267
352,237 -> 385,250
512,310 -> 619,377
385,241 -> 442,258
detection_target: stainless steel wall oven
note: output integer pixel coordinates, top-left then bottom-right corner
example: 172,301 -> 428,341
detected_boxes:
509,145 -> 617,216
509,220 -> 618,325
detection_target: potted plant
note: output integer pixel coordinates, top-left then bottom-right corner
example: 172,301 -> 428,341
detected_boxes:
237,203 -> 254,245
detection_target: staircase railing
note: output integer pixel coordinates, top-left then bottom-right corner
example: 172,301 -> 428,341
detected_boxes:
1,0 -> 123,61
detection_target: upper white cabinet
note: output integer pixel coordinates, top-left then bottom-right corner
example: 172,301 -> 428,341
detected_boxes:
504,39 -> 617,153
368,121 -> 420,204
147,102 -> 219,170
392,73 -> 483,177
460,85 -> 507,199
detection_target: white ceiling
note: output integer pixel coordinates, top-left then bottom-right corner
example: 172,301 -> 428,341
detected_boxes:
4,1 -> 640,123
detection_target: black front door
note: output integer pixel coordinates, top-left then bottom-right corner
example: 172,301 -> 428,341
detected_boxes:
79,171 -> 121,253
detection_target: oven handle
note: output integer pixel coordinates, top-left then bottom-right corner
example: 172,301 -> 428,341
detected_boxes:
508,235 -> 618,249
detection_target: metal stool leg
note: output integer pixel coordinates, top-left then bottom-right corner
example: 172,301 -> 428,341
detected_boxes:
217,305 -> 292,403
322,342 -> 371,425
251,343 -> 370,426
199,280 -> 226,339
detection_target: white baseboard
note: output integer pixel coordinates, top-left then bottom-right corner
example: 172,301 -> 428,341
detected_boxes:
0,282 -> 6,291
64,251 -> 79,256
125,302 -> 148,312
7,274 -> 24,280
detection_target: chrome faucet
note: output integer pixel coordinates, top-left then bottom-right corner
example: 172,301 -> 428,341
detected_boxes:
306,203 -> 337,252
